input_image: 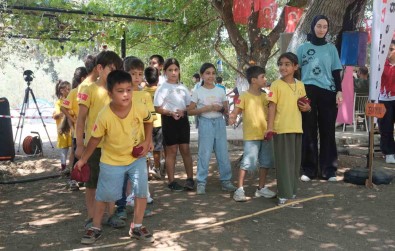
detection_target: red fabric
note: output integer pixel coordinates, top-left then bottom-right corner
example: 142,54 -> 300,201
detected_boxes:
380,60 -> 395,98
363,19 -> 372,44
253,0 -> 274,12
71,163 -> 90,182
257,2 -> 278,29
285,6 -> 304,33
233,0 -> 252,25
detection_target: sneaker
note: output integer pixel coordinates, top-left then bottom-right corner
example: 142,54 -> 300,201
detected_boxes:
300,175 -> 311,182
126,194 -> 135,207
116,209 -> 127,220
184,178 -> 195,190
147,196 -> 154,204
386,154 -> 395,164
106,214 -> 126,228
196,184 -> 206,195
67,180 -> 79,191
328,177 -> 337,182
233,187 -> 247,202
129,226 -> 155,243
221,181 -> 237,192
84,218 -> 93,230
278,198 -> 303,209
255,186 -> 276,198
167,181 -> 184,192
81,227 -> 102,245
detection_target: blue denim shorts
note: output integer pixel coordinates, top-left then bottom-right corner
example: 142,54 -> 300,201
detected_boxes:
96,157 -> 148,202
240,140 -> 274,171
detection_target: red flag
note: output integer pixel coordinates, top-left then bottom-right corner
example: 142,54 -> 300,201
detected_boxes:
285,6 -> 304,33
257,2 -> 278,29
254,0 -> 277,12
233,0 -> 252,25
363,19 -> 372,44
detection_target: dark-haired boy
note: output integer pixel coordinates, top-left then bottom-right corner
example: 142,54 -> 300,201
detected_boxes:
75,50 -> 124,231
76,70 -> 154,244
229,66 -> 276,202
149,54 -> 165,86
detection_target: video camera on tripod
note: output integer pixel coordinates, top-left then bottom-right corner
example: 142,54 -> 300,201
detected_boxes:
23,70 -> 34,83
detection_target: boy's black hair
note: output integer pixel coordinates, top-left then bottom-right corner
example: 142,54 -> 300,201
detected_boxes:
216,76 -> 223,84
84,54 -> 96,74
95,50 -> 123,70
149,54 -> 164,65
106,70 -> 132,92
123,57 -> 144,72
245,66 -> 266,84
144,66 -> 159,86
391,40 -> 395,45
193,73 -> 200,79
72,67 -> 88,89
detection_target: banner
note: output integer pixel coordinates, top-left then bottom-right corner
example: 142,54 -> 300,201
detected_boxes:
233,0 -> 252,25
257,2 -> 278,29
284,6 -> 304,33
336,66 -> 354,124
369,0 -> 395,101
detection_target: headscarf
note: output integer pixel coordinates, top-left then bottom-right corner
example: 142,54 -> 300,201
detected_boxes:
307,15 -> 329,46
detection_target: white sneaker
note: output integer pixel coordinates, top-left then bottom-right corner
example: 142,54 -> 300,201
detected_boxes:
385,154 -> 395,164
147,196 -> 154,204
255,186 -> 276,198
126,194 -> 135,207
328,177 -> 337,182
233,187 -> 247,202
300,175 -> 311,182
196,184 -> 206,195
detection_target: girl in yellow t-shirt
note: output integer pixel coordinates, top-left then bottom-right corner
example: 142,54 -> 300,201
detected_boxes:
266,52 -> 311,207
53,80 -> 72,171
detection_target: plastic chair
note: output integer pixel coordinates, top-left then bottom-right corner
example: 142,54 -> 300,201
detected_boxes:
343,93 -> 369,132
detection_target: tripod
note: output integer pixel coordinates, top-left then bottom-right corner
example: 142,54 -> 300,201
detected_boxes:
14,71 -> 54,154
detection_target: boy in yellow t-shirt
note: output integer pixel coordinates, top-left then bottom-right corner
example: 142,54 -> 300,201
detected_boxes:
75,51 -> 123,230
75,70 -> 154,244
229,66 -> 276,202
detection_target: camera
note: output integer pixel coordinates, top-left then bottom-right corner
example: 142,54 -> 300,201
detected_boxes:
23,70 -> 34,83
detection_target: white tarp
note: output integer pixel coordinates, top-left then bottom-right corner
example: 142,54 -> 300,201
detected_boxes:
369,0 -> 395,101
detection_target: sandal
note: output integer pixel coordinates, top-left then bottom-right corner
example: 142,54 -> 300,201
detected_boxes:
106,214 -> 126,228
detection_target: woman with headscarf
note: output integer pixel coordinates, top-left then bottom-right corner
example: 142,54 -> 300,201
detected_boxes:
296,15 -> 343,182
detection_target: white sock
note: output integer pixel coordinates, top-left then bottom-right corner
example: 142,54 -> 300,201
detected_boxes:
134,223 -> 142,228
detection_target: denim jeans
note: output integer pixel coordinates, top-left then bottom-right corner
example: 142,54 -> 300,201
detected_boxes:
196,116 -> 232,185
378,100 -> 395,155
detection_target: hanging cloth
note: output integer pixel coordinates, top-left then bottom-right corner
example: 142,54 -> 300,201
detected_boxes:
233,0 -> 252,25
284,6 -> 304,33
257,1 -> 277,29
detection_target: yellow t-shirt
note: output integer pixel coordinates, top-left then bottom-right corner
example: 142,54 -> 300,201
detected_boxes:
62,88 -> 78,118
76,79 -> 95,101
143,86 -> 162,128
54,98 -> 72,148
267,79 -> 306,134
133,90 -> 156,123
236,91 -> 269,140
78,83 -> 111,147
91,102 -> 153,166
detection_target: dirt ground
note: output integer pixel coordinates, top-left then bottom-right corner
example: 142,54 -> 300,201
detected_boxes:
1,138 -> 395,251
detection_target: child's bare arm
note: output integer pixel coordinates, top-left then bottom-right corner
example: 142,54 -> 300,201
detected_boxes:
75,105 -> 88,158
266,102 -> 276,133
138,122 -> 154,157
74,136 -> 101,170
187,102 -> 222,116
228,107 -> 242,125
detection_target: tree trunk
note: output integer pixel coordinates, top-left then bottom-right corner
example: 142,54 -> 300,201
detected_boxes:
288,0 -> 367,52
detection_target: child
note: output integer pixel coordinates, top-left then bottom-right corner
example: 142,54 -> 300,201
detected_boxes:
187,63 -> 236,194
154,58 -> 194,191
75,70 -> 154,244
266,52 -> 311,207
229,66 -> 276,202
75,50 -> 123,230
61,67 -> 88,190
115,57 -> 155,220
144,66 -> 164,177
53,80 -> 72,171
149,54 -> 166,86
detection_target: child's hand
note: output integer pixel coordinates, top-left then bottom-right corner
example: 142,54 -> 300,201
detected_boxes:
264,130 -> 276,141
297,102 -> 311,112
133,140 -> 152,158
228,113 -> 236,125
74,159 -> 86,171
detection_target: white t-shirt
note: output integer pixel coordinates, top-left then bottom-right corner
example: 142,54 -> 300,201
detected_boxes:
158,75 -> 166,87
154,81 -> 191,112
191,86 -> 226,119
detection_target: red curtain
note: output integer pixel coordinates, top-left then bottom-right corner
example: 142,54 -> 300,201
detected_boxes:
257,1 -> 278,29
253,0 -> 274,12
284,6 -> 304,33
233,0 -> 252,25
